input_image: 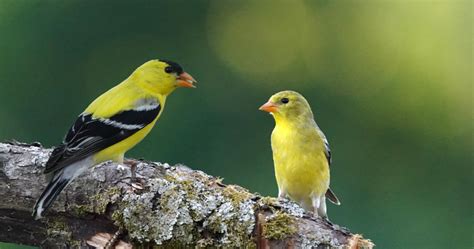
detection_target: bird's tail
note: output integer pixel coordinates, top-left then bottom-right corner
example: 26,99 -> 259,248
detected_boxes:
33,172 -> 71,219
326,187 -> 341,205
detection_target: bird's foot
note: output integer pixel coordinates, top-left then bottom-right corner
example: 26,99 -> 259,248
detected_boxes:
125,176 -> 145,193
123,159 -> 145,192
277,191 -> 288,200
130,181 -> 144,192
123,159 -> 140,181
309,211 -> 332,224
321,216 -> 333,225
116,164 -> 128,171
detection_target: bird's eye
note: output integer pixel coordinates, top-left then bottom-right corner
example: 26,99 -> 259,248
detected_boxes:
164,66 -> 173,73
281,98 -> 289,104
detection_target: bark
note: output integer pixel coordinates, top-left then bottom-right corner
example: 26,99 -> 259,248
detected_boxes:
0,141 -> 374,248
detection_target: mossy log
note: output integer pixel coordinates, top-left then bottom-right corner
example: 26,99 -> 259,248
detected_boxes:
0,142 -> 373,248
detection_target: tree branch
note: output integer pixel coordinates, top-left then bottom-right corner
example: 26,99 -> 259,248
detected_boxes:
0,141 -> 373,248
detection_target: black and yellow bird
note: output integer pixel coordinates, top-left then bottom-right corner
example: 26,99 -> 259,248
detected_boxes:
33,59 -> 196,219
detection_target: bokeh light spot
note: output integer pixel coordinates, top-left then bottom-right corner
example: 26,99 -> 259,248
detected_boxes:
207,0 -> 321,82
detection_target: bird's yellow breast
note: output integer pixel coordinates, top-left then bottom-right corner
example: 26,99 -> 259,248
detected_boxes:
271,122 -> 330,204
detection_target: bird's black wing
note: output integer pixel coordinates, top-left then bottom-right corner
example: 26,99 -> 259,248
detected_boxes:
44,100 -> 161,174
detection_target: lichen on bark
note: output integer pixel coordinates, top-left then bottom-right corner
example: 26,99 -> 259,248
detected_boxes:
0,142 -> 374,248
263,211 -> 297,240
107,165 -> 256,247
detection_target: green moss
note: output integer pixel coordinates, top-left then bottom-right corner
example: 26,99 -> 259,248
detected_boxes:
112,209 -> 124,226
92,186 -> 122,213
176,179 -> 198,200
46,218 -> 72,242
100,170 -> 256,247
68,203 -> 90,217
195,238 -> 215,248
69,186 -> 122,216
158,239 -> 197,249
260,196 -> 279,207
222,185 -> 253,206
262,212 -> 297,240
121,201 -> 151,233
163,172 -> 178,182
46,217 -> 91,247
46,218 -> 68,234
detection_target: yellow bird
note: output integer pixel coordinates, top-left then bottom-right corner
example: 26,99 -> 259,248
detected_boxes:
259,90 -> 340,217
33,59 -> 196,219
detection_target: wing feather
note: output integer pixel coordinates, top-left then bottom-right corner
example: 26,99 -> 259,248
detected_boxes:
317,127 -> 341,205
44,99 -> 161,174
323,138 -> 332,166
317,128 -> 332,166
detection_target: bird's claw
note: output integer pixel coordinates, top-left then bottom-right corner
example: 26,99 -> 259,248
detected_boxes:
131,182 -> 144,190
117,164 -> 127,171
127,176 -> 145,193
123,159 -> 141,182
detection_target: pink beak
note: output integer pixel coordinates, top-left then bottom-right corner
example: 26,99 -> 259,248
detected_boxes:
259,101 -> 278,113
176,72 -> 197,88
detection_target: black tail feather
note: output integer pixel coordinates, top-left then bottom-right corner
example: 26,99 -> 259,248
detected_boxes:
33,174 -> 70,219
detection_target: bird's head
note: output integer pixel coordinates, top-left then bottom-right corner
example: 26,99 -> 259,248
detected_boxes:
259,90 -> 314,121
131,59 -> 196,96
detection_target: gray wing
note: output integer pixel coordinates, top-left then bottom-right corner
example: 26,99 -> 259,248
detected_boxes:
317,129 -> 331,166
317,127 -> 340,205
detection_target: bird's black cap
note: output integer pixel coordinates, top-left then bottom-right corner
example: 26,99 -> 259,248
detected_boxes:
160,59 -> 184,74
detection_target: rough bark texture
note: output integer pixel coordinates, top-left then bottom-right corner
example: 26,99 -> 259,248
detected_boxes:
0,141 -> 374,248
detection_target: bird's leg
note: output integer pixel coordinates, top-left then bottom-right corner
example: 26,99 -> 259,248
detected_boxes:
278,189 -> 288,200
312,196 -> 321,217
123,159 -> 137,181
123,159 -> 143,191
318,196 -> 327,218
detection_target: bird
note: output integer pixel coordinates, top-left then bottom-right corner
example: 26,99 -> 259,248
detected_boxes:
33,59 -> 196,219
259,90 -> 340,217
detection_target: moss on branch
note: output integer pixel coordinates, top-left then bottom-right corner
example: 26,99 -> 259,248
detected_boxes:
0,142 -> 374,248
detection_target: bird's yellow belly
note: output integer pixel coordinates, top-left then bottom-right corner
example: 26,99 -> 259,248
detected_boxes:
275,152 -> 329,200
272,128 -> 330,204
93,119 -> 158,163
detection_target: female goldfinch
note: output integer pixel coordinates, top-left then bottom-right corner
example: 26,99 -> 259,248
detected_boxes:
33,59 -> 196,219
259,90 -> 340,217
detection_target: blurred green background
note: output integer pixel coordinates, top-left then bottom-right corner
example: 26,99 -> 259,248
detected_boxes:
0,0 -> 472,248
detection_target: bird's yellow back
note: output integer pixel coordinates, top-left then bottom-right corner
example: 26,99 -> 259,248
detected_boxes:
86,82 -> 160,116
85,60 -> 174,117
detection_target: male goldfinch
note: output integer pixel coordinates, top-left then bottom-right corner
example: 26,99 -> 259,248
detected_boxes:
33,59 -> 196,219
259,90 -> 340,217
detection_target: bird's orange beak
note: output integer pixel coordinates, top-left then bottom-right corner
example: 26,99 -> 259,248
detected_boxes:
176,72 -> 197,88
259,101 -> 278,113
